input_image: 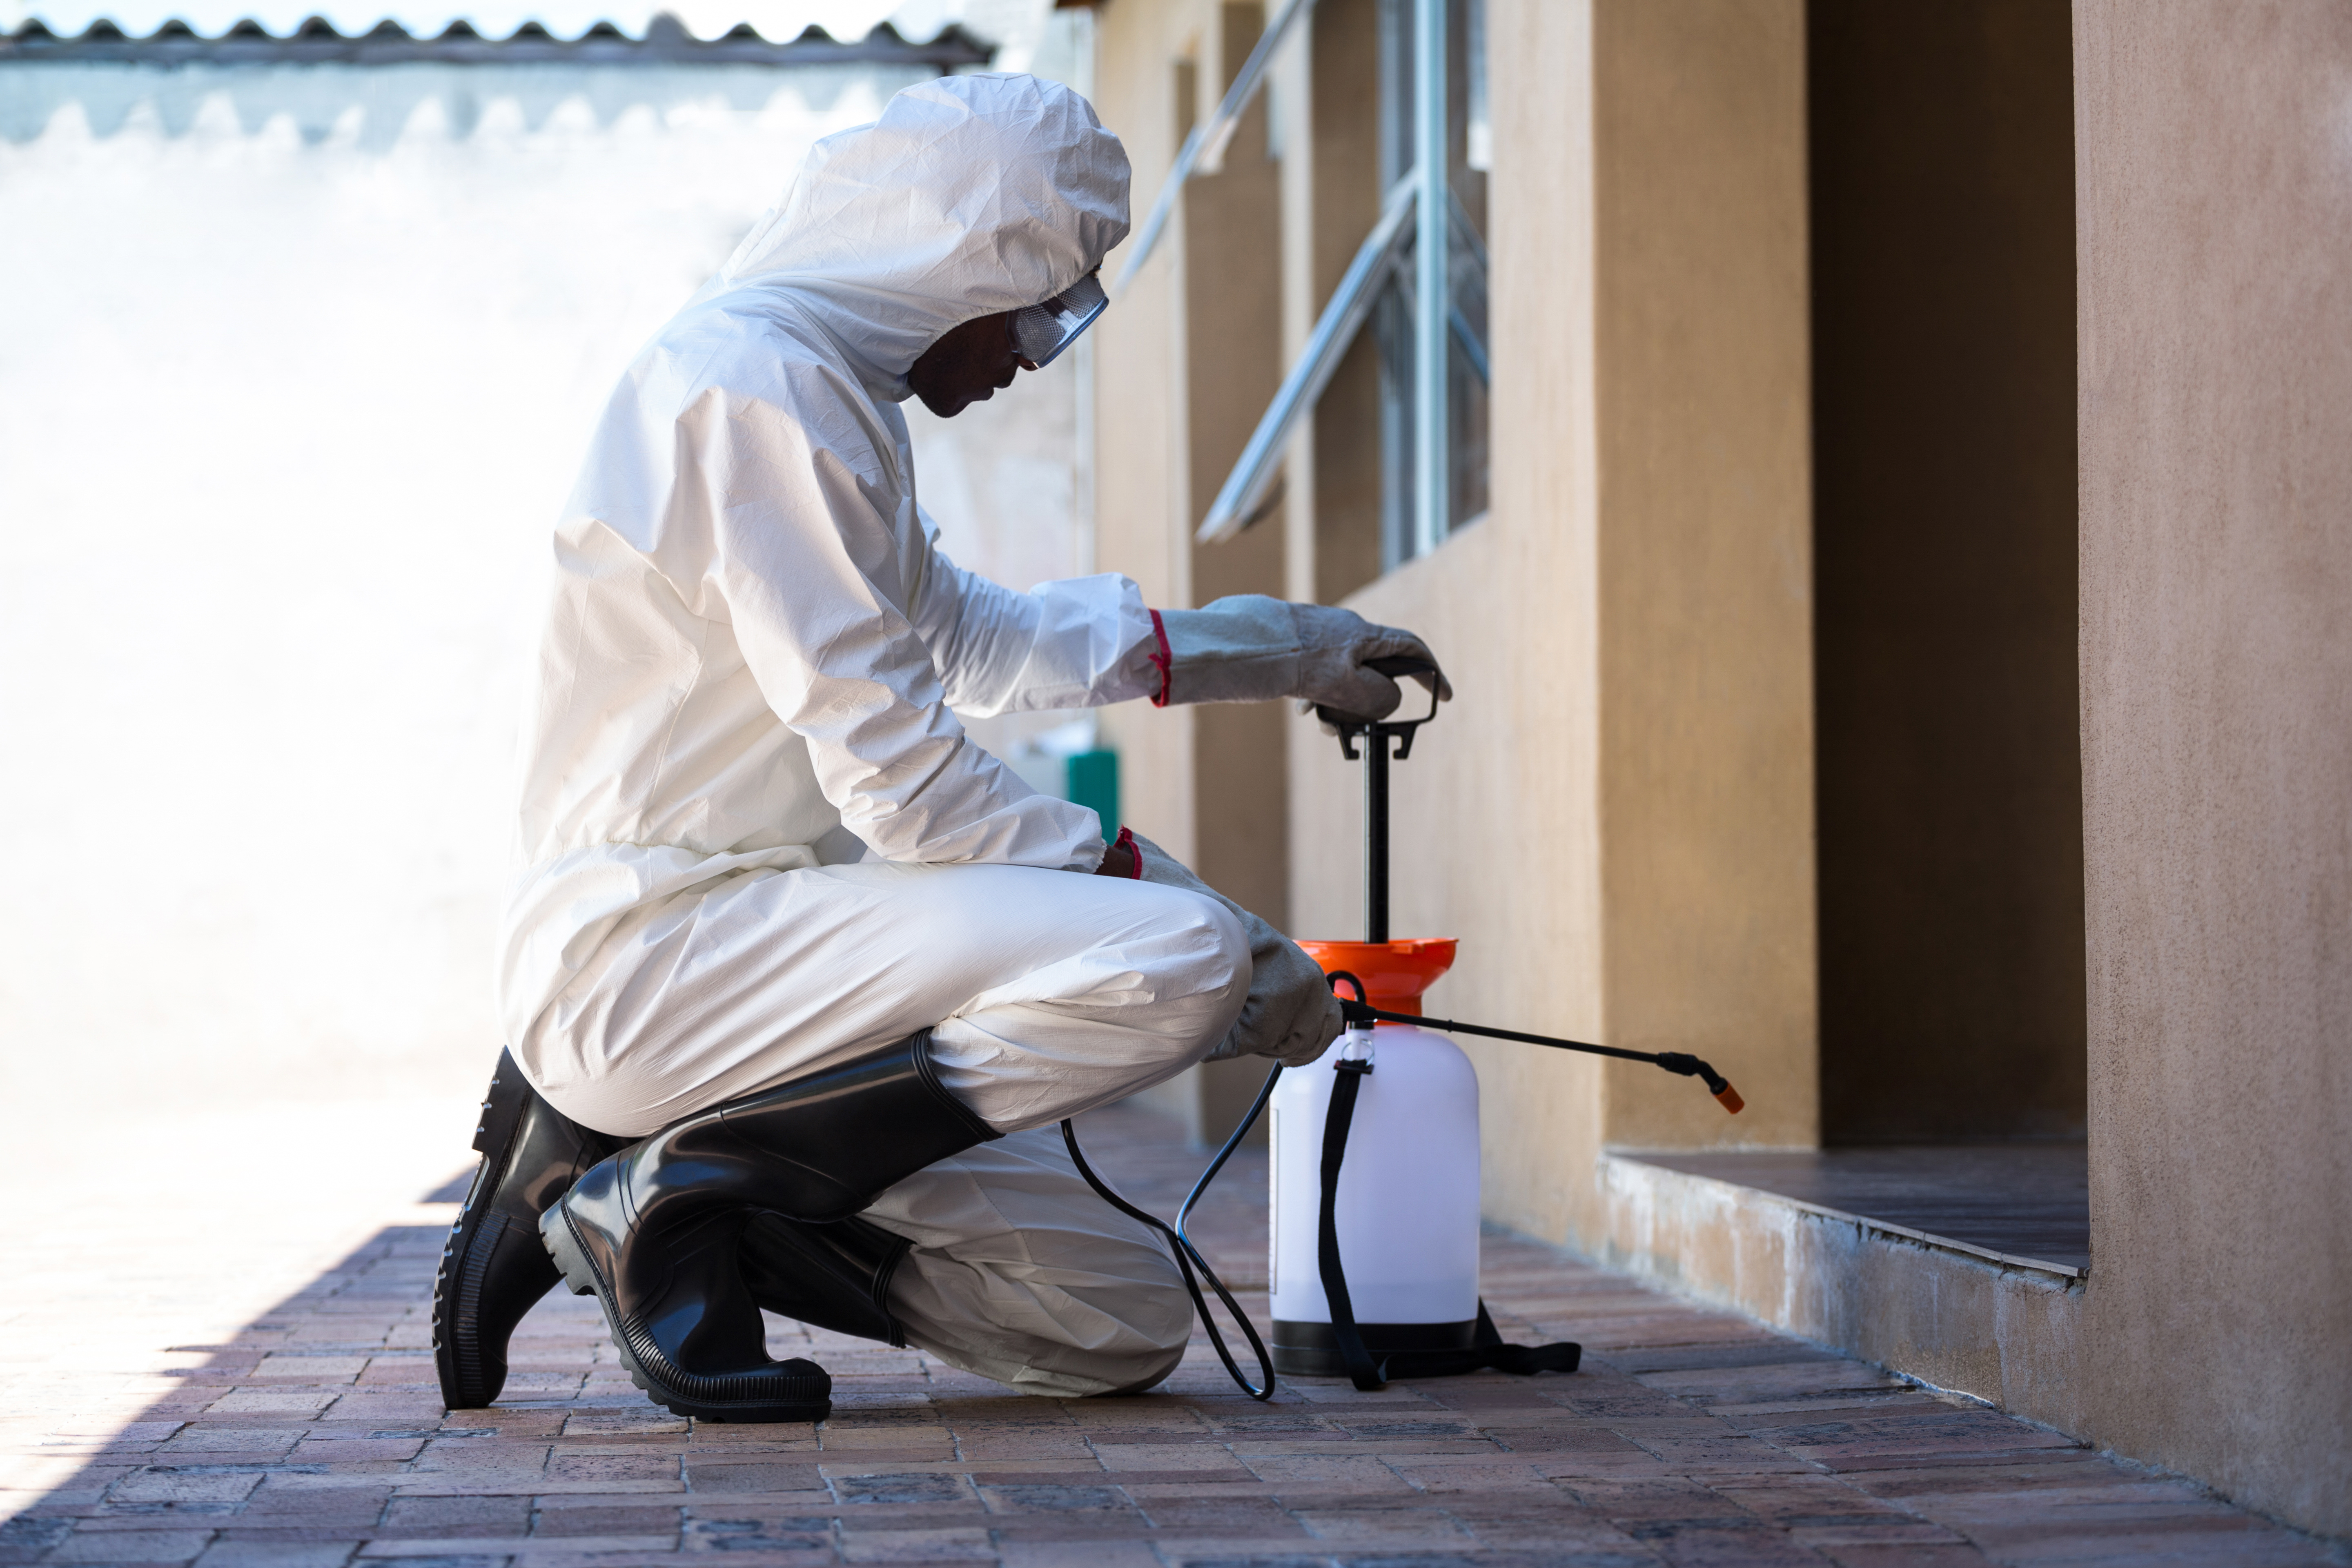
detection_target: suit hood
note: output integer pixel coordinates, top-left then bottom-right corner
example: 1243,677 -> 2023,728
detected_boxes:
715,73 -> 1130,398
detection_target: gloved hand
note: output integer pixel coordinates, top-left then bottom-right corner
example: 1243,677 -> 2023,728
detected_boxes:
1155,595 -> 1452,721
1123,830 -> 1344,1067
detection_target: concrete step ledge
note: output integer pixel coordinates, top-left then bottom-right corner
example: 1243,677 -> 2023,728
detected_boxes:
1592,1151 -> 2085,1434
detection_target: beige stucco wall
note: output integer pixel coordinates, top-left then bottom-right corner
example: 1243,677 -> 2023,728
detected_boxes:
1590,0 -> 1816,1157
1292,0 -> 1816,1252
2074,1 -> 2352,1537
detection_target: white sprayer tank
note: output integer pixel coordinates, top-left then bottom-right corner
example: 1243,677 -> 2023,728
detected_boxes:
1268,1015 -> 1482,1376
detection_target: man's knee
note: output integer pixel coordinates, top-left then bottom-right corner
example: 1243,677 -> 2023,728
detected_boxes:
1094,1338 -> 1187,1396
1194,892 -> 1252,998
1138,886 -> 1251,1058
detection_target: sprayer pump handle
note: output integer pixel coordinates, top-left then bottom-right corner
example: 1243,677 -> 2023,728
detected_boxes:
1314,658 -> 1447,751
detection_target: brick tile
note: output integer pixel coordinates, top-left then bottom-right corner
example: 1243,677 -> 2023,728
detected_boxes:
1711,1393 -> 1950,1423
191,1542 -> 361,1568
1489,1427 -> 1653,1457
1615,1521 -> 1825,1565
252,1359 -> 369,1383
159,1430 -> 307,1456
47,1528 -> 216,1563
541,1454 -> 674,1484
1090,1444 -> 1248,1474
834,1526 -> 993,1562
1294,1506 -> 1469,1543
993,1543 -> 1161,1568
1381,1461 -> 1554,1495
1616,1434 -> 1815,1473
377,1496 -> 532,1538
556,1412 -> 685,1440
1235,1454 -> 1402,1491
683,1461 -> 825,1493
204,1394 -> 338,1419
1705,1475 -> 1927,1531
240,1482 -> 393,1526
829,1472 -> 975,1506
113,1472 -> 269,1506
1132,1495 -> 1304,1532
1447,1505 -> 1654,1554
1820,1547 -> 1994,1568
977,1483 -> 1131,1514
1637,1361 -> 1903,1406
951,1437 -> 1096,1462
527,1504 -> 680,1538
364,1532 -> 671,1557
408,1447 -> 549,1474
287,1441 -> 423,1465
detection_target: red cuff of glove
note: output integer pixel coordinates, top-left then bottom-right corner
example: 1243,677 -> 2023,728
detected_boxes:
1147,609 -> 1172,708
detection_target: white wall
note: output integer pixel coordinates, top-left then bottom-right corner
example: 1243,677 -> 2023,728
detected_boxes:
0,54 -> 1088,1110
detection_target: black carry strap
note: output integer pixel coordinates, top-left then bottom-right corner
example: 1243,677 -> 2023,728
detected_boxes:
1315,1049 -> 1581,1391
1316,1057 -> 1384,1388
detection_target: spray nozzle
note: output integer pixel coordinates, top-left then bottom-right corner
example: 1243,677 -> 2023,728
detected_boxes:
1654,1052 -> 1746,1115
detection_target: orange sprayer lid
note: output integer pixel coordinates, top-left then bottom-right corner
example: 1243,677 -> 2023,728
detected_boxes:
1297,938 -> 1457,1018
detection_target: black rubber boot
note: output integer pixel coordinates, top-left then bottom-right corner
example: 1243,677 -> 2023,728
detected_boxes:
738,1212 -> 914,1348
433,1049 -> 632,1410
541,1031 -> 997,1423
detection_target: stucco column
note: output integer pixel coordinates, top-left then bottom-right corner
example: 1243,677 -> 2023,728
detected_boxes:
2075,0 -> 2352,1536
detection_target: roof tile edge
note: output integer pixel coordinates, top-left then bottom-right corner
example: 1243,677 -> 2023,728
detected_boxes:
0,11 -> 997,67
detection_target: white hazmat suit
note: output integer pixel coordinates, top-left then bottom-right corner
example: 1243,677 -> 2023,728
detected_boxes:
499,76 -> 1237,1396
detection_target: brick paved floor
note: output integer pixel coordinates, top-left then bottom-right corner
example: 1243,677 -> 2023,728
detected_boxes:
3,1101 -> 2340,1568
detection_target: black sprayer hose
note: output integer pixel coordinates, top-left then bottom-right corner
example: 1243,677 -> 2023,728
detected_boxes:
1176,1062 -> 1285,1249
1324,972 -> 1745,1114
1061,1100 -> 1281,1401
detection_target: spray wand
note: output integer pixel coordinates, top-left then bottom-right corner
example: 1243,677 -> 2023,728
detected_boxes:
1324,978 -> 1742,1114
1318,659 -> 1743,1116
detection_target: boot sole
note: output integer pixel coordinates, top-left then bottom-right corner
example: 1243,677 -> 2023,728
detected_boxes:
432,1066 -> 550,1409
541,1205 -> 831,1425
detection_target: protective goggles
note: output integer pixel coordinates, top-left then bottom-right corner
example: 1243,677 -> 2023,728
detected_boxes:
1009,270 -> 1108,369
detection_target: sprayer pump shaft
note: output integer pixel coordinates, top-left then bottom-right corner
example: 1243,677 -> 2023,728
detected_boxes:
1333,997 -> 1744,1116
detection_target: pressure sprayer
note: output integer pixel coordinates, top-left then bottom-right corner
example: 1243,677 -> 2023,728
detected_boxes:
1060,658 -> 1743,1397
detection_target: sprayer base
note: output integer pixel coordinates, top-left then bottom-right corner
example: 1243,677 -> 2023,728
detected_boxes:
1270,1318 -> 1479,1378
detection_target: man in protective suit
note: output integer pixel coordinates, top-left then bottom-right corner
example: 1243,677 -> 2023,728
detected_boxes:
432,73 -> 1448,1422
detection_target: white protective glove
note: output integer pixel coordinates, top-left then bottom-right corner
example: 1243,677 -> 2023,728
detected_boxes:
1155,595 -> 1453,721
1123,831 -> 1343,1067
